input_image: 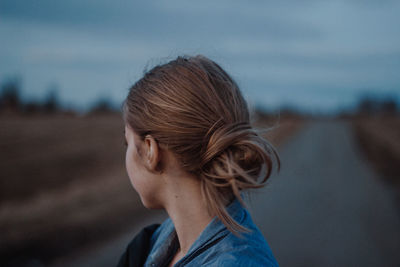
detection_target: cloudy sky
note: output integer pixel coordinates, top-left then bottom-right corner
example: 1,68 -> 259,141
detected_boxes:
1,0 -> 399,113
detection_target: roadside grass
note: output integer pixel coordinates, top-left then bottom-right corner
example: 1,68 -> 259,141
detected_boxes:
353,114 -> 400,186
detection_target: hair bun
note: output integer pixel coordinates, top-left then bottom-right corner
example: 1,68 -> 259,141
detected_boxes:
201,120 -> 253,167
202,118 -> 277,187
200,119 -> 276,188
199,119 -> 279,233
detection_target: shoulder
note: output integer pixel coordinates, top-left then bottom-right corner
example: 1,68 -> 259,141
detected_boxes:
196,209 -> 279,266
216,237 -> 278,266
197,234 -> 278,266
208,229 -> 278,266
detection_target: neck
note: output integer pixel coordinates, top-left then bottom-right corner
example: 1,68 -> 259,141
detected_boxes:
163,175 -> 213,255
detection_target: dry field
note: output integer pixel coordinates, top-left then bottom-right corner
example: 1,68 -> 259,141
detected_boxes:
0,112 -> 303,266
352,114 -> 400,185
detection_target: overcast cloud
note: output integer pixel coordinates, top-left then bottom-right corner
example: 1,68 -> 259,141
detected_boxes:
0,0 -> 399,112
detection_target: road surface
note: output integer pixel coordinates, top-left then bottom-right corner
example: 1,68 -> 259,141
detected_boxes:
250,120 -> 400,266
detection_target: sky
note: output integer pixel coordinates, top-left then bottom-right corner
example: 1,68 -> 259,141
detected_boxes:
0,0 -> 399,113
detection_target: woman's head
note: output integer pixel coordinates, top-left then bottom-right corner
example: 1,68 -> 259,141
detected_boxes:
123,55 -> 279,233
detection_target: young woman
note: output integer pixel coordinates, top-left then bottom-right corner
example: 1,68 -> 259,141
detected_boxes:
118,55 -> 280,266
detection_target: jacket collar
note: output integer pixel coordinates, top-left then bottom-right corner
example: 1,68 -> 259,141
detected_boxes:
145,198 -> 246,266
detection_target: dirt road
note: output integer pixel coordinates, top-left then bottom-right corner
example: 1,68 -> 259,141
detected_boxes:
250,120 -> 400,266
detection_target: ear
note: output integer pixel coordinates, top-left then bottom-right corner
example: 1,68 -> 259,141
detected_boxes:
143,135 -> 161,172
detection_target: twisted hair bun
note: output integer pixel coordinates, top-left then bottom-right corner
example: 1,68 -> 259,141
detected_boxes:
200,120 -> 279,232
123,55 -> 280,233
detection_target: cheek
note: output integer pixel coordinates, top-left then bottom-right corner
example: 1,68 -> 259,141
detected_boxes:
125,147 -> 161,209
125,146 -> 138,188
125,146 -> 147,193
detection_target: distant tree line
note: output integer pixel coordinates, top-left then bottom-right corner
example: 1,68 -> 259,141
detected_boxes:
357,95 -> 398,115
0,77 -> 118,115
1,76 -> 397,116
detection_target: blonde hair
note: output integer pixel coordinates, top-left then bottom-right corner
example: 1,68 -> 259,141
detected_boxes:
123,55 -> 280,233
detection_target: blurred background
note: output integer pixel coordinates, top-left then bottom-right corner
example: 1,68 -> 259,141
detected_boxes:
0,1 -> 399,266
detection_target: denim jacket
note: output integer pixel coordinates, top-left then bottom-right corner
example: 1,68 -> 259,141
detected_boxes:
144,198 -> 279,266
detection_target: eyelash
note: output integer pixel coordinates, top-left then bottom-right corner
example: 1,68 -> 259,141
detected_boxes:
124,140 -> 128,147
